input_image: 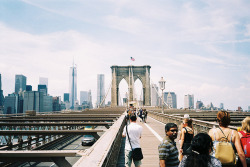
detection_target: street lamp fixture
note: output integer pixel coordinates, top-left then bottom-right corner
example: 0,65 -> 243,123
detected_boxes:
159,77 -> 166,114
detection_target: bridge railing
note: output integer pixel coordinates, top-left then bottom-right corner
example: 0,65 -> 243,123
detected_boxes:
73,113 -> 126,167
148,110 -> 237,134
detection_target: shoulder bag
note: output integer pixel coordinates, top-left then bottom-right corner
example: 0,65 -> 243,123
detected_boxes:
126,124 -> 143,161
214,127 -> 236,165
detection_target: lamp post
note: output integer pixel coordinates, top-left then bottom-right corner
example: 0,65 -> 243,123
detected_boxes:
159,77 -> 166,114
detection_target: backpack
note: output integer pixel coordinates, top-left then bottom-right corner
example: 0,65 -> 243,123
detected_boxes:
214,127 -> 236,165
239,131 -> 250,158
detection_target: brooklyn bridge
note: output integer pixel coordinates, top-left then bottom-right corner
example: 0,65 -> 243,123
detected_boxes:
0,107 -> 249,167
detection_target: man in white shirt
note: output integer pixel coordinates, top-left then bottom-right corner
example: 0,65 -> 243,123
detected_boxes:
122,114 -> 143,167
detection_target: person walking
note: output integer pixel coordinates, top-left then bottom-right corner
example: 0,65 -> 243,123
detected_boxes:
179,133 -> 222,167
237,116 -> 250,167
208,111 -> 247,167
158,123 -> 179,167
179,119 -> 194,161
179,114 -> 193,140
122,114 -> 143,167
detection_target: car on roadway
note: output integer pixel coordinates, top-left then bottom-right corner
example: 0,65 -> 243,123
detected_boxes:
81,135 -> 96,146
84,126 -> 94,130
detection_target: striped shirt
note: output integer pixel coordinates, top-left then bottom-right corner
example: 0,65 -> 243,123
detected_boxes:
158,136 -> 179,167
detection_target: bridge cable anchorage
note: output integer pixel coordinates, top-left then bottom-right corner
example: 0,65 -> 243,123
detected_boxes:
99,80 -> 112,108
151,79 -> 171,109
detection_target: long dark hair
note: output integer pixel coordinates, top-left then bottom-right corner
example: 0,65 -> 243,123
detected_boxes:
183,133 -> 213,167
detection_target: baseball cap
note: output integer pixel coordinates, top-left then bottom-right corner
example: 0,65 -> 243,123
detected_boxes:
184,114 -> 190,119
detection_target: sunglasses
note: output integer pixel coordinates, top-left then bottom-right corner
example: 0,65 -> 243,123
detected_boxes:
170,129 -> 178,132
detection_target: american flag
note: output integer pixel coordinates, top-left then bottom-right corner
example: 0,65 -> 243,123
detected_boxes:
130,57 -> 135,61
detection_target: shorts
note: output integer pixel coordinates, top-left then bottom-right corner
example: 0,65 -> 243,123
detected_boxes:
125,149 -> 142,167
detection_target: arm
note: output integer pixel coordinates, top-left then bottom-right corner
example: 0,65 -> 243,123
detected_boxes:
159,160 -> 166,167
208,129 -> 214,141
122,127 -> 126,137
234,130 -> 247,167
179,123 -> 183,139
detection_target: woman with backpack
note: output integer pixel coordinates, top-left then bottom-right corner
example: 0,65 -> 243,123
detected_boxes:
208,111 -> 247,167
179,118 -> 194,161
179,133 -> 222,167
237,116 -> 250,166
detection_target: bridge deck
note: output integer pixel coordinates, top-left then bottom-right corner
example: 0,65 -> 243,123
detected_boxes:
117,116 -> 180,167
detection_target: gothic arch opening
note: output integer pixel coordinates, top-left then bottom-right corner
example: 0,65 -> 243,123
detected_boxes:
134,78 -> 143,105
118,78 -> 128,106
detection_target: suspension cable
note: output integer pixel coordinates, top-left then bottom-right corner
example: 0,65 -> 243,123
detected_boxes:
99,80 -> 112,107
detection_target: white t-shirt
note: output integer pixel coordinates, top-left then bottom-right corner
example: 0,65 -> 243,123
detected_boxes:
122,122 -> 143,151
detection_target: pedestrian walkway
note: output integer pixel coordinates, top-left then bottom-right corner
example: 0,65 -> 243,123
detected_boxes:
117,116 -> 181,167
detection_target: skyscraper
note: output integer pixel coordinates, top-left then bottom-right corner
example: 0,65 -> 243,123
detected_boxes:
39,77 -> 48,87
4,94 -> 19,114
0,74 -> 4,108
69,64 -> 77,109
97,74 -> 105,107
220,103 -> 224,110
184,94 -> 194,109
39,77 -> 48,94
38,84 -> 47,96
15,74 -> 27,93
164,92 -> 177,108
88,90 -> 93,109
23,91 -> 44,113
64,93 -> 70,102
80,91 -> 88,105
151,84 -> 159,106
196,100 -> 203,109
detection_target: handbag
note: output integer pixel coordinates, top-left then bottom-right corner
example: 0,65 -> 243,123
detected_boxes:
126,124 -> 143,161
214,127 -> 236,165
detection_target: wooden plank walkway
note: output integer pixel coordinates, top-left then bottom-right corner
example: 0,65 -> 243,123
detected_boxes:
117,116 -> 181,167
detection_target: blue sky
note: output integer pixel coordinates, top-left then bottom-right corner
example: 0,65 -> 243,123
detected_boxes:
0,0 -> 250,110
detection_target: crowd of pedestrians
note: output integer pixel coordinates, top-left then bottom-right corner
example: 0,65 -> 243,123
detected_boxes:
122,107 -> 249,167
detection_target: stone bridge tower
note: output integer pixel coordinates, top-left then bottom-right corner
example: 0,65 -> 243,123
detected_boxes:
111,65 -> 151,107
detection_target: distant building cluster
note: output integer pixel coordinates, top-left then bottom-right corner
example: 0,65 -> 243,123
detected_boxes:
0,67 -> 249,113
0,63 -> 97,114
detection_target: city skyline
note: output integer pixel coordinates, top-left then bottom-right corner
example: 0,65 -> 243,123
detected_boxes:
0,1 -> 250,110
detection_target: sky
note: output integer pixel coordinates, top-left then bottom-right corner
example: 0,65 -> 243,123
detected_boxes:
0,0 -> 250,110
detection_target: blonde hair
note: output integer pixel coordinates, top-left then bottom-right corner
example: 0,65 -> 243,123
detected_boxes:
241,116 -> 250,133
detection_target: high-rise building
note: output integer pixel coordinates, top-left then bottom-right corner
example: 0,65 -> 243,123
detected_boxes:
53,96 -> 61,111
164,92 -> 177,108
64,93 -> 70,102
43,95 -> 53,112
80,91 -> 88,105
38,84 -> 47,96
39,77 -> 48,87
184,94 -> 194,109
196,100 -> 203,109
88,90 -> 93,109
23,91 -> 44,113
220,103 -> 224,110
15,74 -> 27,93
69,64 -> 77,109
151,84 -> 159,106
26,85 -> 32,91
3,94 -> 19,114
0,74 -> 4,108
248,106 -> 250,112
97,74 -> 105,107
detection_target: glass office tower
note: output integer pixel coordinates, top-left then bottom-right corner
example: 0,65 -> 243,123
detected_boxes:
0,74 -> 4,107
69,65 -> 77,109
15,74 -> 27,93
97,74 -> 105,107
